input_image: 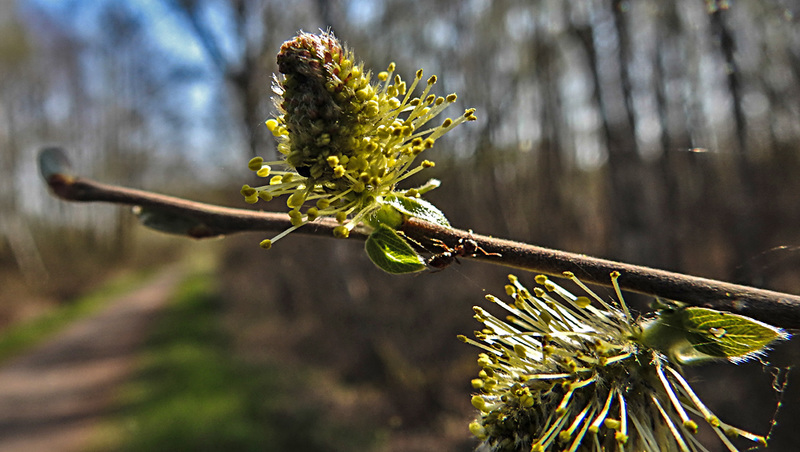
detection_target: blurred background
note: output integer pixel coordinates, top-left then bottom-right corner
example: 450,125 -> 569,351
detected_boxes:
1,0 -> 799,451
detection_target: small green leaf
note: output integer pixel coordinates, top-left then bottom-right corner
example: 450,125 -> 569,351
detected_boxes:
641,305 -> 789,364
678,307 -> 788,362
412,178 -> 441,195
365,224 -> 426,274
382,194 -> 450,227
365,204 -> 405,229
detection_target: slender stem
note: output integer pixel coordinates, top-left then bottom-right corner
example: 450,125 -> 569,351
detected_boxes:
43,172 -> 370,240
42,159 -> 800,330
401,219 -> 800,331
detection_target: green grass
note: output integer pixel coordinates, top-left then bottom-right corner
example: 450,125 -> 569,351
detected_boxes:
93,270 -> 379,452
0,269 -> 154,363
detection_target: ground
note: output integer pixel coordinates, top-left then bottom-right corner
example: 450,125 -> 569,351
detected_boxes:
0,267 -> 183,452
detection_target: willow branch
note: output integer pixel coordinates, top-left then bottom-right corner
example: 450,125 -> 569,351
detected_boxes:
39,147 -> 800,330
400,220 -> 800,331
43,171 -> 371,241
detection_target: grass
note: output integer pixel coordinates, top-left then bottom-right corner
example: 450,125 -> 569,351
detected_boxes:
91,268 -> 380,452
0,269 -> 155,363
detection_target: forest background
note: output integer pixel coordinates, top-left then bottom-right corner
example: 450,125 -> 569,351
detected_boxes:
1,1 -> 799,450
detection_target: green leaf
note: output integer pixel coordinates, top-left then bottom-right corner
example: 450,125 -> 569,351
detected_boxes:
365,224 -> 426,274
365,204 -> 405,229
382,194 -> 450,227
641,305 -> 789,364
411,178 -> 441,195
678,307 -> 788,362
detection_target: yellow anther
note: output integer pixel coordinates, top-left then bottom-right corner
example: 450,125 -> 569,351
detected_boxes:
256,166 -> 271,178
287,191 -> 306,208
248,157 -> 264,171
333,225 -> 350,238
327,155 -> 340,167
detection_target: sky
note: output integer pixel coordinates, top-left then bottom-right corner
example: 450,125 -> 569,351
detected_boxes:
18,0 -> 239,173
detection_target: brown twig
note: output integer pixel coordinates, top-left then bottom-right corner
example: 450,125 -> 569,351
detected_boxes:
40,148 -> 800,330
42,171 -> 370,241
400,219 -> 800,331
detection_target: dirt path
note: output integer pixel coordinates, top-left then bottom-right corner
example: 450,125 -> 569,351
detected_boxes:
0,267 -> 184,452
